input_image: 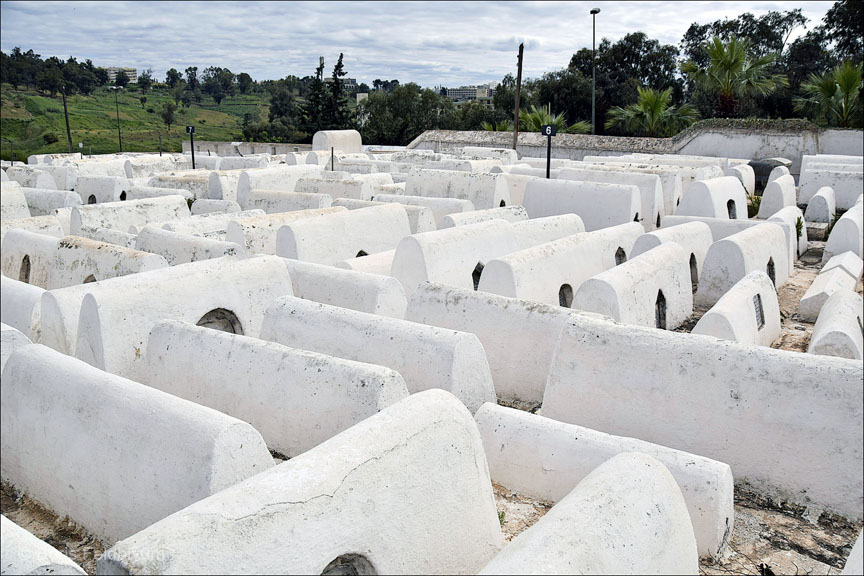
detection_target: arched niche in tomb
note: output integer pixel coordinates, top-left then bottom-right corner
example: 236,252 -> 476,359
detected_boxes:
615,247 -> 627,266
766,257 -> 776,287
472,262 -> 485,290
559,284 -> 573,308
19,255 -> 31,283
655,289 -> 667,330
689,253 -> 698,294
321,554 -> 377,576
726,199 -> 737,220
196,308 -> 244,335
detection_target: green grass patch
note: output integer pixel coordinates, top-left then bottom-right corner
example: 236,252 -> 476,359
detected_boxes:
1,83 -> 270,160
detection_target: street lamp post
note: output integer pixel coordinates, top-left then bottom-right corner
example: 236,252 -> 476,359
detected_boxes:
109,86 -> 123,152
590,7 -> 601,135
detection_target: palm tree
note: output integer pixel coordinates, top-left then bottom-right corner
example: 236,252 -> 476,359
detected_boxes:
794,60 -> 863,128
518,104 -> 590,134
480,119 -> 514,131
605,87 -> 700,137
681,37 -> 788,117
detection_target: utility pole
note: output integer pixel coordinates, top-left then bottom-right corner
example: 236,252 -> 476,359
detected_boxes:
512,43 -> 524,151
109,86 -> 124,152
61,85 -> 73,154
592,13 -> 596,134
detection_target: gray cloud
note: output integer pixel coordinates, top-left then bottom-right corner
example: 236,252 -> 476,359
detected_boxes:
0,1 -> 832,87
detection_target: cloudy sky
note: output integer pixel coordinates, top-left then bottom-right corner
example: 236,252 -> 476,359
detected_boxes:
0,1 -> 833,88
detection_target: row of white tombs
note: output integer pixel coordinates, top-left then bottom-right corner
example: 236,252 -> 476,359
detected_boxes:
0,133 -> 862,574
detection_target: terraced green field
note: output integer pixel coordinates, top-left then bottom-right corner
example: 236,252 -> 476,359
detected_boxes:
0,83 -> 271,161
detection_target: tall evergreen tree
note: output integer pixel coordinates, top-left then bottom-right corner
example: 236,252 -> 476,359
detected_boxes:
301,57 -> 327,134
327,53 -> 352,129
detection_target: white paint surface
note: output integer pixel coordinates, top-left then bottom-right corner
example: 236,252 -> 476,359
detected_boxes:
98,390 -> 504,575
71,256 -> 294,380
478,453 -> 698,575
696,223 -> 789,307
692,271 -> 780,347
275,204 -> 411,264
804,187 -> 836,223
676,176 -> 747,220
143,320 -> 409,456
71,196 -> 189,235
572,242 -> 693,329
260,296 -> 496,413
809,289 -> 863,360
475,404 -> 733,558
522,178 -> 641,231
542,314 -> 864,518
1,344 -> 273,543
224,207 -> 345,254
0,276 -> 43,340
406,282 -> 574,407
479,223 -> 643,306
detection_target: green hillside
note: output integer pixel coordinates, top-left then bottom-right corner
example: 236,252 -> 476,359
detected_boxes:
0,83 -> 271,161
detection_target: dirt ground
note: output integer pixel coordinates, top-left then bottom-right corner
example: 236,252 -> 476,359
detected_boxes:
1,481 -> 105,574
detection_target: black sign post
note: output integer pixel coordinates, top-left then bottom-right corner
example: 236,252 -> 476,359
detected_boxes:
186,126 -> 196,169
540,124 -> 556,178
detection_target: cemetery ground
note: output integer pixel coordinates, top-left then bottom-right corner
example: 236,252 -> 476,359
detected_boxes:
1,241 -> 860,576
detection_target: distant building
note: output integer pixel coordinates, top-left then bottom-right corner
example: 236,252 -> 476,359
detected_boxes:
445,84 -> 496,102
105,67 -> 138,83
325,77 -> 358,92
356,93 -> 368,105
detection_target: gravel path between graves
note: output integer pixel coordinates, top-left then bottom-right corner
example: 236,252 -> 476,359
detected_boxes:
1,481 -> 104,574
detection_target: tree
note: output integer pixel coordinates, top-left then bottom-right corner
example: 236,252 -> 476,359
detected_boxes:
605,87 -> 700,137
681,37 -> 788,117
680,10 -> 808,67
165,68 -> 182,88
172,80 -> 186,105
357,83 -> 456,145
138,68 -> 153,93
568,32 -> 682,133
139,95 -> 148,109
820,0 -> 863,63
160,101 -> 177,131
269,80 -> 297,122
36,57 -> 64,95
184,66 -> 199,90
202,67 -> 227,105
785,29 -> 836,90
794,60 -> 863,127
534,68 -> 594,130
94,67 -> 109,86
480,120 -> 513,131
300,58 -> 328,135
326,53 -> 352,129
519,104 -> 590,134
237,72 -> 253,94
6,47 -> 43,89
114,69 -> 129,87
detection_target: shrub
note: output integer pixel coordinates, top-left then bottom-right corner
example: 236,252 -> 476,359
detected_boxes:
747,194 -> 761,218
42,132 -> 58,144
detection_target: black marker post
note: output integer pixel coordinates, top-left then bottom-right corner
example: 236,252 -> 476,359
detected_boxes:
186,125 -> 196,169
540,124 -> 556,178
